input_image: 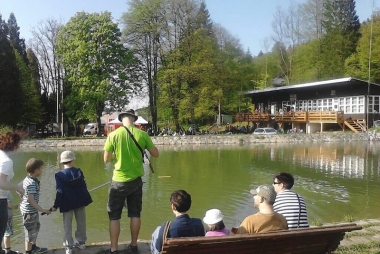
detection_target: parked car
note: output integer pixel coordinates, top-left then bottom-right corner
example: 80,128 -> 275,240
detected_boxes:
83,123 -> 98,135
252,127 -> 277,135
373,120 -> 380,128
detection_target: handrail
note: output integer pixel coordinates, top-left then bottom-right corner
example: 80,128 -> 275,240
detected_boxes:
237,111 -> 345,123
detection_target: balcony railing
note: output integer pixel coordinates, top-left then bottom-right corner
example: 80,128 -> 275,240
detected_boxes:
308,111 -> 344,123
275,111 -> 307,122
236,111 -> 344,123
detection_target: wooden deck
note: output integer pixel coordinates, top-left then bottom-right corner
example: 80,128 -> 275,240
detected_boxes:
236,111 -> 345,124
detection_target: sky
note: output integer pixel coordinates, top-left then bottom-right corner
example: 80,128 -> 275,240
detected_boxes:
1,0 -> 379,56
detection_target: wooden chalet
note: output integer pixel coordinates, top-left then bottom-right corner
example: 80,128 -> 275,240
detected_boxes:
240,77 -> 380,133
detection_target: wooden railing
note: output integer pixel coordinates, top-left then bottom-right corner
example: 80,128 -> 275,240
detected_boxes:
236,111 -> 345,123
275,111 -> 307,122
308,111 -> 344,123
241,113 -> 271,122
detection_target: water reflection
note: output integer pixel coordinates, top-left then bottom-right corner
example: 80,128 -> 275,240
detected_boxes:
6,141 -> 380,250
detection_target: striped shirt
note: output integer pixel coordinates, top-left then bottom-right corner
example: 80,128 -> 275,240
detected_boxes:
20,176 -> 40,214
273,189 -> 309,229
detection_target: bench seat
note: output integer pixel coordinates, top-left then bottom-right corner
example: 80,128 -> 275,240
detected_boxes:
162,223 -> 362,254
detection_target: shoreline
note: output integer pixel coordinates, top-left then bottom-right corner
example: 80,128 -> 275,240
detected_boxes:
20,132 -> 368,148
42,219 -> 380,254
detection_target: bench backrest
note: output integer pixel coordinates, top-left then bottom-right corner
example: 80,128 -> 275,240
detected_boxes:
162,223 -> 361,254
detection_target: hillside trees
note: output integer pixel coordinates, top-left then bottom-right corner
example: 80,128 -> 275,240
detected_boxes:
320,0 -> 360,78
346,13 -> 380,83
56,12 -> 142,135
271,1 -> 304,85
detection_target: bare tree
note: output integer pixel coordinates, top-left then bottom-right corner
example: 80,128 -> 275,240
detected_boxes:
29,18 -> 64,127
271,1 -> 303,84
30,18 -> 63,97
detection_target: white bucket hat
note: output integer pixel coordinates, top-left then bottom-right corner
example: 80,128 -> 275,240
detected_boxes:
60,151 -> 76,163
203,209 -> 224,225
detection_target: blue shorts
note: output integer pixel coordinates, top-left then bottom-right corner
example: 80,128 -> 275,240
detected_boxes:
107,177 -> 143,220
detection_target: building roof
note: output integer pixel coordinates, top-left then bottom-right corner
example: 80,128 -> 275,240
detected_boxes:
244,77 -> 380,96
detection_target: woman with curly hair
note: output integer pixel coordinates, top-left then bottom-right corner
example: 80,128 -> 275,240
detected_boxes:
0,132 -> 25,243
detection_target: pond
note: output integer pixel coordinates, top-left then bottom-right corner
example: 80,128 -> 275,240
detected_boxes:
7,141 -> 380,250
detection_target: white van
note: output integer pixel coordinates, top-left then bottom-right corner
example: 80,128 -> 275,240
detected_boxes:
83,123 -> 98,135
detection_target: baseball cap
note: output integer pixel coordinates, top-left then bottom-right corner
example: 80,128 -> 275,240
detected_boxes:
60,151 -> 76,163
250,185 -> 276,203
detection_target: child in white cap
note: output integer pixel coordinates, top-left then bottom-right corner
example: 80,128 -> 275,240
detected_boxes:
203,209 -> 230,237
50,151 -> 93,254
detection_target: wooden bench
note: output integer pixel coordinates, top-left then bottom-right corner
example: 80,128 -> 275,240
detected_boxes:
162,223 -> 361,254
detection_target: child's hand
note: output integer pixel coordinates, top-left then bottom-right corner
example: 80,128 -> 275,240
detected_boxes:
51,207 -> 57,212
41,209 -> 51,215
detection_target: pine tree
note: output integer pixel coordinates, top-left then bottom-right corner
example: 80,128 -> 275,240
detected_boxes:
195,1 -> 214,36
0,15 -> 23,127
320,0 -> 361,78
7,13 -> 28,64
27,48 -> 41,93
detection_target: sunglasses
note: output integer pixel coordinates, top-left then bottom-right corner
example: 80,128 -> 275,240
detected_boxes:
273,182 -> 281,185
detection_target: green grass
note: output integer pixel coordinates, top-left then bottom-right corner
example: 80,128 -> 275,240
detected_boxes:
361,222 -> 380,229
335,241 -> 380,254
0,125 -> 13,135
342,214 -> 355,222
311,219 -> 323,226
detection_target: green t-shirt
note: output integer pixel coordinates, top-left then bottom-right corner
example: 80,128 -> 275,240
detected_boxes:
104,126 -> 155,182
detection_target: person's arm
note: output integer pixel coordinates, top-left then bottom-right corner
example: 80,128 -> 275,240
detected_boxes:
148,146 -> 159,158
0,173 -> 24,195
104,151 -> 114,163
155,222 -> 166,251
27,193 -> 51,215
52,173 -> 63,211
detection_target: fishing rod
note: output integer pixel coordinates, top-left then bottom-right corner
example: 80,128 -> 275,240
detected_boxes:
39,181 -> 112,215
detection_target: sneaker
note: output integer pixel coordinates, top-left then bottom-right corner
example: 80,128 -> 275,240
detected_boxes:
126,244 -> 138,254
74,242 -> 86,249
107,249 -> 118,254
65,248 -> 72,254
5,250 -> 21,254
30,246 -> 47,254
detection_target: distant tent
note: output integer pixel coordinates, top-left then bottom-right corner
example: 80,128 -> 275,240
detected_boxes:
109,118 -> 121,124
135,116 -> 148,124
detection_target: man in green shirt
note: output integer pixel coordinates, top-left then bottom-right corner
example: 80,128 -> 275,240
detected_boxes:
104,109 -> 159,254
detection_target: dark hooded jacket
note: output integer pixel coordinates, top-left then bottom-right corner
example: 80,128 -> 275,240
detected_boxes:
53,167 -> 92,212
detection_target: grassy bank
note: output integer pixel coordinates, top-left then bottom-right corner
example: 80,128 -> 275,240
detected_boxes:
335,219 -> 380,254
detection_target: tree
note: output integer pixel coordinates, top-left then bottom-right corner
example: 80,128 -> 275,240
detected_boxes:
320,0 -> 360,78
7,13 -> 28,63
300,0 -> 326,80
14,51 -> 43,124
56,12 -> 142,135
271,1 -> 304,84
30,18 -> 64,127
27,48 -> 41,94
122,0 -> 199,133
346,13 -> 380,83
0,15 -> 23,127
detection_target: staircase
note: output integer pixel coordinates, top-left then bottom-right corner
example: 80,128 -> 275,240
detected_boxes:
344,119 -> 367,133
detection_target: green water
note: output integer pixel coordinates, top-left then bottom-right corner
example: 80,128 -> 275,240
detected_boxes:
7,141 -> 380,250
